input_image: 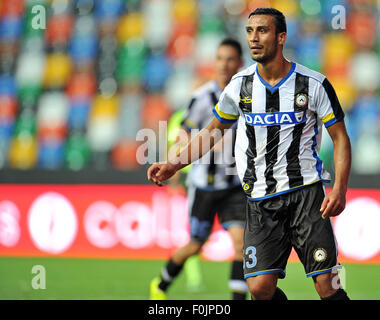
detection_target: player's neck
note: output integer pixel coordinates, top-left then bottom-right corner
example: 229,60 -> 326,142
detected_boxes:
257,56 -> 291,87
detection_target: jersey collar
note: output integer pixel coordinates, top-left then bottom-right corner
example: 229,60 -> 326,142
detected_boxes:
256,61 -> 296,94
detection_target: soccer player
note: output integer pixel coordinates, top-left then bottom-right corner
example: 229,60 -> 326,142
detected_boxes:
166,109 -> 203,293
148,8 -> 351,300
149,38 -> 249,300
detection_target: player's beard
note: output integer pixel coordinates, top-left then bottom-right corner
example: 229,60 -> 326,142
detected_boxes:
251,42 -> 278,64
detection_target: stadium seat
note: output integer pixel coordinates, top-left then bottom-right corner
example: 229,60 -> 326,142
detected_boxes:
45,14 -> 74,47
67,99 -> 91,131
347,11 -> 376,50
68,34 -> 98,64
143,53 -> 171,91
15,52 -> 45,91
0,75 -> 16,96
167,21 -> 197,60
173,0 -> 198,22
0,95 -> 18,122
0,0 -> 24,18
350,52 -> 380,92
64,131 -> 91,170
13,108 -> 36,137
111,139 -> 140,170
119,93 -> 142,140
87,117 -> 119,153
0,17 -> 23,42
37,92 -> 69,126
94,0 -> 124,21
66,72 -> 97,99
38,139 -> 65,169
141,94 -> 173,131
116,12 -> 145,43
43,53 -> 72,89
142,0 -> 171,50
8,134 -> 38,169
116,39 -> 146,85
295,33 -> 322,71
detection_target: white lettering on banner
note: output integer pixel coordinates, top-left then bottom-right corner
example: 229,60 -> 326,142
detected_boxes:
28,192 -> 78,254
116,202 -> 153,249
170,194 -> 189,247
0,201 -> 21,247
83,191 -> 189,250
84,201 -> 119,248
152,191 -> 171,248
334,197 -> 380,260
3,187 -> 380,262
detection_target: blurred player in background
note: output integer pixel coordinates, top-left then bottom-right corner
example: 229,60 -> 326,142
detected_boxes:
166,108 -> 203,293
150,38 -> 248,300
148,8 -> 351,300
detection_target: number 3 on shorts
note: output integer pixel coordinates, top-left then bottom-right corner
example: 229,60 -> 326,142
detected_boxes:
245,246 -> 257,268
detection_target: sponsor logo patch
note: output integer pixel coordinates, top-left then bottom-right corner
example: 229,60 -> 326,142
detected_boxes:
244,111 -> 306,126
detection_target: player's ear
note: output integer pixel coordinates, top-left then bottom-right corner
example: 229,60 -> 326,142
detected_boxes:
278,32 -> 286,46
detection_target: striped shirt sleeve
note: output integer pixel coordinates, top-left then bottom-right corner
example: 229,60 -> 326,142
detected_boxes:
315,77 -> 345,128
181,97 -> 202,131
212,80 -> 240,123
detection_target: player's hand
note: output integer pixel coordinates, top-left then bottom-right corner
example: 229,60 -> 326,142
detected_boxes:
147,162 -> 179,186
320,189 -> 346,219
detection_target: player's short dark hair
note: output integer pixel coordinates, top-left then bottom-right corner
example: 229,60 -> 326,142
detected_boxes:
248,7 -> 287,34
219,38 -> 243,58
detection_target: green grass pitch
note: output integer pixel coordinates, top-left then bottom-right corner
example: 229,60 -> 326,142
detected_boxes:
0,257 -> 378,300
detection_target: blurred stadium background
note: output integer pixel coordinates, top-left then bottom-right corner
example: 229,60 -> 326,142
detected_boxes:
0,0 -> 379,300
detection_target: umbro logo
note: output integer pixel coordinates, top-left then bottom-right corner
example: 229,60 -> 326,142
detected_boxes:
239,96 -> 252,104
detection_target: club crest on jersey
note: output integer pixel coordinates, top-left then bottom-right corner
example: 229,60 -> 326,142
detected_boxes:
244,111 -> 306,126
313,248 -> 327,262
295,93 -> 308,108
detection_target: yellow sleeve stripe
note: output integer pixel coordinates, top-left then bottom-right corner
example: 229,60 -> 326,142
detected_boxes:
214,104 -> 239,120
321,112 -> 335,123
183,119 -> 197,129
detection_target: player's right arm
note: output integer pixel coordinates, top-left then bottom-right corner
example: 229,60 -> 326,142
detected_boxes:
148,75 -> 241,186
147,117 -> 233,186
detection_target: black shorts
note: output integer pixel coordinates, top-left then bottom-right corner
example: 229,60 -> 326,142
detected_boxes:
243,182 -> 338,280
188,185 -> 246,243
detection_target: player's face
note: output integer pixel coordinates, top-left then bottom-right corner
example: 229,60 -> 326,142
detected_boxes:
245,15 -> 284,63
214,45 -> 242,85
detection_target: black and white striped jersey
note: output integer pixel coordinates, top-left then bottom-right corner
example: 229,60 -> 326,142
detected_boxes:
213,62 -> 345,201
181,80 -> 241,191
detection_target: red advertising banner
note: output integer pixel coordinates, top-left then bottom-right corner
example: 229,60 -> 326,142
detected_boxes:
0,185 -> 379,264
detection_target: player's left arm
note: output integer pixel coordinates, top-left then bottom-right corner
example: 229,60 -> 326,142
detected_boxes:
320,119 -> 352,219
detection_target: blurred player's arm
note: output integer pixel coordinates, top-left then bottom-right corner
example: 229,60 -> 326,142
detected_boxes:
320,120 -> 352,219
148,117 -> 233,186
167,125 -> 192,191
